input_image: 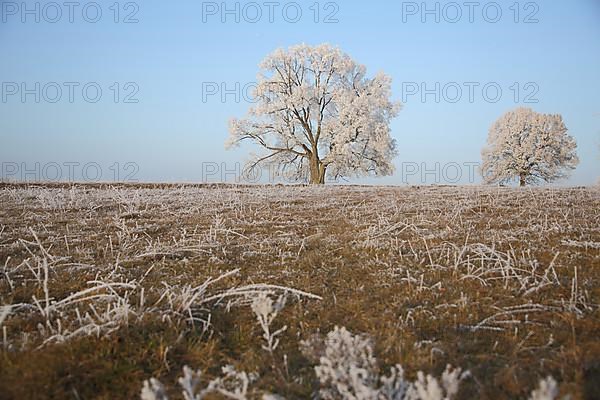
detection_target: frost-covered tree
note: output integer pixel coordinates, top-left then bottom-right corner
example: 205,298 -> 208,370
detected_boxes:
481,108 -> 579,186
226,44 -> 400,184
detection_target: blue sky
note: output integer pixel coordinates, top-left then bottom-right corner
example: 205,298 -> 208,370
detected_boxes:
1,0 -> 599,185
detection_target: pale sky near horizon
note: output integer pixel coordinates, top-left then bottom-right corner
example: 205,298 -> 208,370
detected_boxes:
1,0 -> 599,185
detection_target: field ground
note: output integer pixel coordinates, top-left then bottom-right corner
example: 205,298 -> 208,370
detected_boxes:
0,183 -> 599,399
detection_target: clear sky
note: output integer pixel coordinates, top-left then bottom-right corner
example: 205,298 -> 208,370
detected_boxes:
1,0 -> 599,185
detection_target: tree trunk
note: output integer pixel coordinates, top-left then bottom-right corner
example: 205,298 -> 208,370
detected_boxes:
519,173 -> 527,187
309,157 -> 326,184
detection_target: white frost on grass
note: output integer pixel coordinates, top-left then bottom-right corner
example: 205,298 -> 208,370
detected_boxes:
141,326 -> 566,400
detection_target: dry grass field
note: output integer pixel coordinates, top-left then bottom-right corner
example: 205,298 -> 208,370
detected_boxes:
0,183 -> 599,399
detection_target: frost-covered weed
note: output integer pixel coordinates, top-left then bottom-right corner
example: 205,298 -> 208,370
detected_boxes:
406,366 -> 469,400
141,378 -> 168,400
528,376 -> 560,400
315,326 -> 379,399
141,365 -> 256,400
251,292 -> 288,353
314,326 -> 469,400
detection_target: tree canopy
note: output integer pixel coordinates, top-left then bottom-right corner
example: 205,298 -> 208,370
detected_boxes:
226,44 -> 400,184
481,107 -> 579,186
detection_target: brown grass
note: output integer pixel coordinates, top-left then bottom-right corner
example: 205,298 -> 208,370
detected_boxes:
0,183 -> 599,399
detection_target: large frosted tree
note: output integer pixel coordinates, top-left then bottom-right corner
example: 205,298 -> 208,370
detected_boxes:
226,44 -> 400,184
481,107 -> 579,186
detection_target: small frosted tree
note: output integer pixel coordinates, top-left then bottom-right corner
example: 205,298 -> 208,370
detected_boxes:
481,107 -> 579,186
226,44 -> 400,184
